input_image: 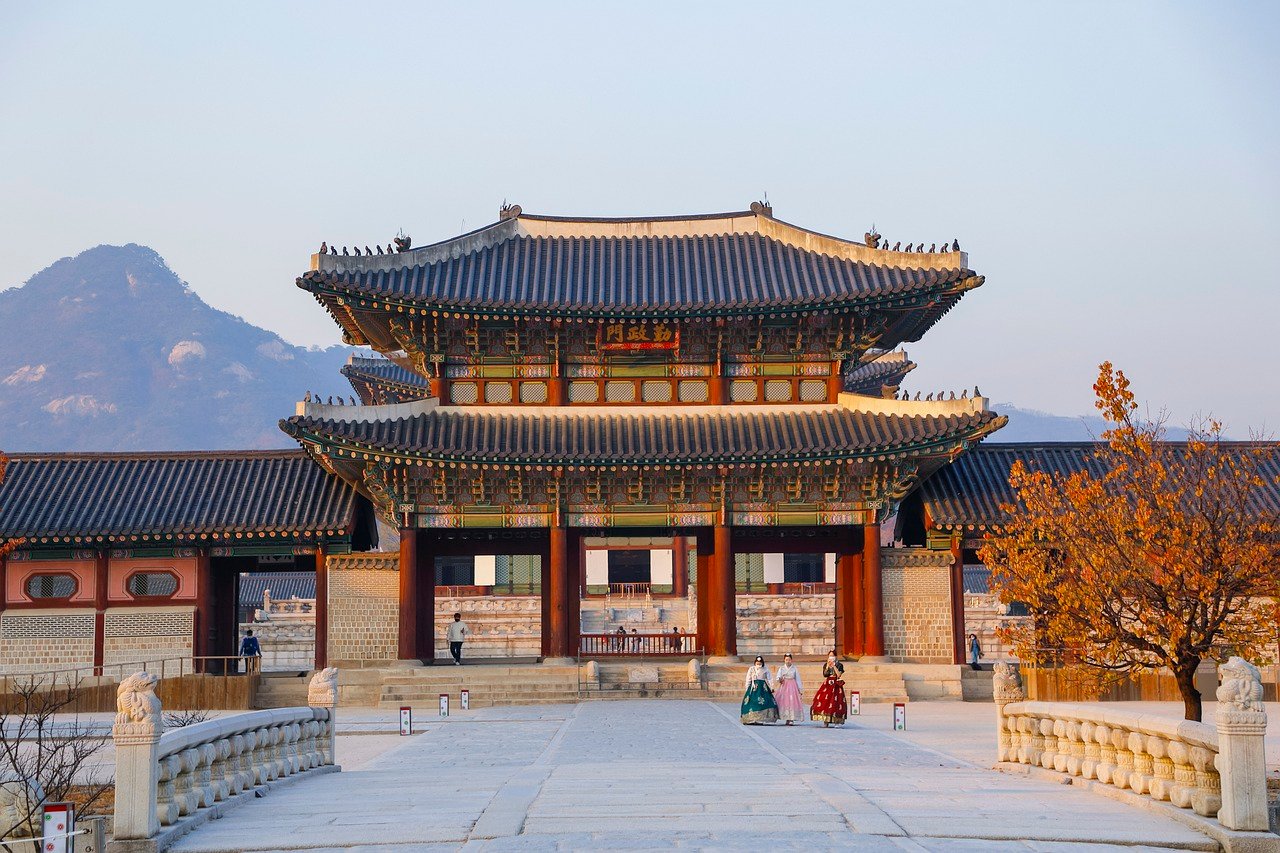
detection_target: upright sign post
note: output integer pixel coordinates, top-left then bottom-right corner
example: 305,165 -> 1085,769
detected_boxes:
439,693 -> 450,717
400,706 -> 412,736
41,802 -> 75,853
848,691 -> 861,716
893,702 -> 907,731
460,688 -> 470,711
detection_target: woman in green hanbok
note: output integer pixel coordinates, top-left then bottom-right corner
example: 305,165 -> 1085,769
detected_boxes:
740,655 -> 779,724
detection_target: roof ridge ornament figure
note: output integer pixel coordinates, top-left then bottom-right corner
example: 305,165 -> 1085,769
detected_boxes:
319,242 -> 327,254
952,238 -> 961,251
499,201 -> 522,221
864,225 -> 881,249
749,199 -> 773,217
394,230 -> 412,252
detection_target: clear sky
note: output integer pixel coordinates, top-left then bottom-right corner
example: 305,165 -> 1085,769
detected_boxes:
2,2 -> 1277,431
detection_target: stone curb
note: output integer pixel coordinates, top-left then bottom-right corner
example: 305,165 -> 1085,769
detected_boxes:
107,764 -> 341,853
996,762 -> 1279,853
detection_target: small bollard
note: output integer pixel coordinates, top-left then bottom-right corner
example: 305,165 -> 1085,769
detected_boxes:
41,802 -> 74,853
461,688 -> 470,711
439,693 -> 450,717
893,702 -> 906,731
400,706 -> 412,736
849,691 -> 861,716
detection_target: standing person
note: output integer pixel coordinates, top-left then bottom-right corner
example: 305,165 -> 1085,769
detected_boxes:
968,633 -> 983,670
773,653 -> 804,725
447,612 -> 469,665
238,629 -> 261,673
630,628 -> 640,653
670,626 -> 682,652
740,656 -> 779,725
614,624 -> 626,652
810,650 -> 847,727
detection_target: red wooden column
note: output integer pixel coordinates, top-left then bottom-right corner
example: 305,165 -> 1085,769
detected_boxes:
671,536 -> 688,597
314,546 -> 328,670
416,537 -> 435,663
707,522 -> 737,657
862,523 -> 886,658
949,535 -> 966,665
0,552 -> 7,621
546,523 -> 573,659
694,532 -> 713,653
827,358 -> 844,402
835,546 -> 864,658
397,528 -> 420,661
194,549 -> 212,669
92,550 -> 109,674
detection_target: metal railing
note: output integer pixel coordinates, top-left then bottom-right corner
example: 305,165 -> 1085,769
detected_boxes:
579,632 -> 697,656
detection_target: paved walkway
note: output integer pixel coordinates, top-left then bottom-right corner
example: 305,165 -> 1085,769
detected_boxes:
169,701 -> 1218,852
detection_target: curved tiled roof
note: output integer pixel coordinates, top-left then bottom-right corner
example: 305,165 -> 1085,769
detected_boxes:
845,352 -> 917,396
341,355 -> 429,404
300,232 -> 978,318
920,442 -> 1280,530
281,405 -> 1004,467
0,450 -> 371,547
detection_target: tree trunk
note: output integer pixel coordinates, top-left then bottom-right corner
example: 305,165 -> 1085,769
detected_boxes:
1174,658 -> 1202,721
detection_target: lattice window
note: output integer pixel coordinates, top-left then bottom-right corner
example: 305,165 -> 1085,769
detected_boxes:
605,381 -> 635,403
25,574 -> 76,599
485,382 -> 513,404
677,380 -> 708,403
126,572 -> 178,598
520,381 -> 548,403
451,382 -> 479,404
641,381 -> 672,403
730,380 -> 758,403
765,379 -> 792,402
799,379 -> 827,402
105,611 -> 192,637
569,381 -> 599,403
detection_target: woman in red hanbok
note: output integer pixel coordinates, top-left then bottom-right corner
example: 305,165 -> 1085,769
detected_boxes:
809,650 -> 847,726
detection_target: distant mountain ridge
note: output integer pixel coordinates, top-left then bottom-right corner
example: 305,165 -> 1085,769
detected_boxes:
0,244 -> 354,451
0,244 -> 1141,452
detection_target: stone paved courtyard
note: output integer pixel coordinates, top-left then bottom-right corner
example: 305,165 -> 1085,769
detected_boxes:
168,700 -> 1222,852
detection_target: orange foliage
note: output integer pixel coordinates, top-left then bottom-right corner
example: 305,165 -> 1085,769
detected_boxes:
979,363 -> 1280,720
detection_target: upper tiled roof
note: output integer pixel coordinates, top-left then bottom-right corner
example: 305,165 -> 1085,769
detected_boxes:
300,208 -> 980,333
341,355 -> 429,405
0,450 -> 375,547
920,442 -> 1280,530
845,351 -> 916,396
281,402 -> 1004,467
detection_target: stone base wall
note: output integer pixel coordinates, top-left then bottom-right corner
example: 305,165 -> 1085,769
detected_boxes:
737,594 -> 834,656
881,548 -> 954,664
0,609 -> 96,674
963,593 -> 1025,661
327,554 -> 399,664
434,595 -> 541,659
240,620 -> 315,671
103,607 -> 194,668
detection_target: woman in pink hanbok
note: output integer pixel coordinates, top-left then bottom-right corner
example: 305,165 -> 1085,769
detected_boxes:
772,653 -> 804,725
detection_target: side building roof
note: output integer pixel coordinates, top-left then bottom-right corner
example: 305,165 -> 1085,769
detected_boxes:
0,450 -> 377,550
845,351 -> 916,396
341,354 -> 430,405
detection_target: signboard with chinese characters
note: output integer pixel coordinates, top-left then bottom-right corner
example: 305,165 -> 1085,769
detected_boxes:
598,321 -> 679,351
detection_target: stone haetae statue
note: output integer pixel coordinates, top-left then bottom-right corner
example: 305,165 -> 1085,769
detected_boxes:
115,672 -> 161,730
308,667 -> 339,707
1216,656 -> 1264,714
0,777 -> 45,839
992,661 -> 1025,703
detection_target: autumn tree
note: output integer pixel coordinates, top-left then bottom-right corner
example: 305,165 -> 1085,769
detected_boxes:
980,363 -> 1280,720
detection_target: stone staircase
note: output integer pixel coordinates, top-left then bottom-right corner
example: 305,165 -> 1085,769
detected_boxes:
701,661 -> 909,703
582,660 -> 708,699
375,664 -> 581,708
579,597 -> 692,635
253,671 -> 311,709
961,666 -> 994,701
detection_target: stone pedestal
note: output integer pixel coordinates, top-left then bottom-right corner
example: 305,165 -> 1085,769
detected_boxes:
112,673 -> 164,841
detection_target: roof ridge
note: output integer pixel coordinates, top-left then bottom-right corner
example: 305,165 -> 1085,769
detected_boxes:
4,449 -> 309,461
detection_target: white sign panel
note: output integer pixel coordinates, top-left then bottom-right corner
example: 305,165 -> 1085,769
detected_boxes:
585,549 -> 609,586
849,690 -> 861,716
42,802 -> 74,853
460,689 -> 470,711
400,706 -> 412,736
439,694 -> 449,717
650,549 -> 674,585
893,702 -> 907,731
762,553 -> 785,584
824,552 -> 837,583
473,555 -> 497,586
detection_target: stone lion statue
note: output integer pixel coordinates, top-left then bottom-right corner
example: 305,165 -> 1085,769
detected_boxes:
0,777 -> 45,838
992,661 -> 1025,703
307,667 -> 339,706
115,671 -> 161,727
1215,656 -> 1264,713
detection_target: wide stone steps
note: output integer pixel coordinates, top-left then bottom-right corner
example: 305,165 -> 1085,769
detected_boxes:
961,667 -> 994,701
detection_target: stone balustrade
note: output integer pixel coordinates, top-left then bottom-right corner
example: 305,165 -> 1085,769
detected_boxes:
111,668 -> 339,849
993,658 -> 1271,834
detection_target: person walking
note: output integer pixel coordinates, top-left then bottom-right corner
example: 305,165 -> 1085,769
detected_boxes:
968,633 -> 983,670
238,628 -> 261,673
740,656 -> 779,724
447,612 -> 469,665
810,650 -> 847,727
773,653 -> 804,725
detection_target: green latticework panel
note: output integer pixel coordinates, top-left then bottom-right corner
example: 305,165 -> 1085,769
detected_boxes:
494,554 -> 541,595
735,552 -> 764,592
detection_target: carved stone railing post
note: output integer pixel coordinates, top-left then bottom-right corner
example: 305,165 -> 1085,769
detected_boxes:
308,667 -> 339,766
1214,656 -> 1269,831
112,672 -> 164,841
992,662 -> 1024,763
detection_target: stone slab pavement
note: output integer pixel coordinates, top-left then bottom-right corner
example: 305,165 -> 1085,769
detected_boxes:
165,700 -> 1224,852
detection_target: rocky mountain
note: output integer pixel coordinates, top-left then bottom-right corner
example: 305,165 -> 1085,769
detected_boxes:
0,244 -> 354,451
0,244 -> 1149,453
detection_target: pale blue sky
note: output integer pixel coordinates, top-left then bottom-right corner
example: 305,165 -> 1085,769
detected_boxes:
2,2 -> 1277,430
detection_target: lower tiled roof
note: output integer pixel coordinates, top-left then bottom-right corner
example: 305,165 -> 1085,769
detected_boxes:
240,572 -> 317,606
341,356 -> 429,405
0,450 -> 372,547
281,406 -> 1004,466
844,353 -> 916,396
